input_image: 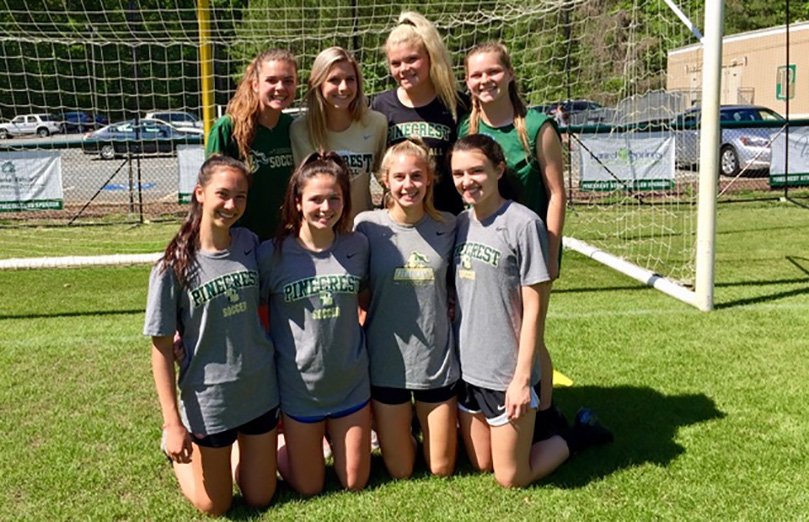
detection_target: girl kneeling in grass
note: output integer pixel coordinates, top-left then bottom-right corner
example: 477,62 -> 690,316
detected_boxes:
355,138 -> 459,479
260,152 -> 372,495
145,155 -> 279,515
449,135 -> 612,488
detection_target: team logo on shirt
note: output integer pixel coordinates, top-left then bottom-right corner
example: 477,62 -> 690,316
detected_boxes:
283,274 -> 361,302
389,122 -> 451,142
454,242 -> 502,280
189,270 -> 257,318
394,251 -> 435,285
250,149 -> 294,172
335,151 -> 374,179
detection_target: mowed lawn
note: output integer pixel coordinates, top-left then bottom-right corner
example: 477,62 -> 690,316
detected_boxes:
0,201 -> 807,520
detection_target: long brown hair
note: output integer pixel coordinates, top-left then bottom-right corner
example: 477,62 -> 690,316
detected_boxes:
379,137 -> 444,222
304,47 -> 368,152
226,48 -> 297,169
160,155 -> 251,287
465,42 -> 531,156
275,152 -> 354,250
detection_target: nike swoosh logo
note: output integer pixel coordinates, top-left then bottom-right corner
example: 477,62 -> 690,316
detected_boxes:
244,249 -> 253,255
363,134 -> 373,140
497,404 -> 506,411
347,252 -> 357,259
436,231 -> 446,236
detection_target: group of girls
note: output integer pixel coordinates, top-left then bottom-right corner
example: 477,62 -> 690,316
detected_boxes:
145,11 -> 611,516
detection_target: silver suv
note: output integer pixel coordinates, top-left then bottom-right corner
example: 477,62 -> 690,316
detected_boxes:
0,113 -> 62,138
143,110 -> 203,134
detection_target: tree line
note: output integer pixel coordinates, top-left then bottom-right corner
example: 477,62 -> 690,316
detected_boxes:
0,0 -> 803,122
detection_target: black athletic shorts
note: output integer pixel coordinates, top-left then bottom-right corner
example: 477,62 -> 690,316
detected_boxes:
371,381 -> 459,406
457,380 -> 539,427
191,406 -> 280,448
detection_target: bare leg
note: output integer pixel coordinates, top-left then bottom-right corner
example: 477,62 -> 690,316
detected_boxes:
415,398 -> 457,477
277,414 -> 326,497
372,400 -> 416,479
458,410 -> 492,472
328,403 -> 372,491
234,429 -> 277,508
172,442 -> 233,516
489,410 -> 570,488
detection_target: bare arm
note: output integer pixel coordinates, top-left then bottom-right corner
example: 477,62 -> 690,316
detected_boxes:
151,335 -> 192,463
505,281 -> 551,420
358,288 -> 370,326
537,122 -> 566,280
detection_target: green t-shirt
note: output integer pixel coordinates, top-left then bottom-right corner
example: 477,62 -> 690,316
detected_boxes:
206,114 -> 295,241
458,110 -> 557,222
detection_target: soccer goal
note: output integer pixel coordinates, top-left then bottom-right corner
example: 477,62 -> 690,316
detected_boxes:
0,0 -> 721,309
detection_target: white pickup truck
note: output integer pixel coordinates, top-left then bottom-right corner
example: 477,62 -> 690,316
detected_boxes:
0,113 -> 63,138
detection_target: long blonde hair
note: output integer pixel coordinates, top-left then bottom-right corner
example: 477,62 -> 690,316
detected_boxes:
385,11 -> 459,121
304,47 -> 368,152
379,137 -> 443,223
226,48 -> 297,169
465,42 -> 531,157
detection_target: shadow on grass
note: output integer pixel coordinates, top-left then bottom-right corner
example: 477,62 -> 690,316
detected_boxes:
715,257 -> 809,309
543,385 -> 725,489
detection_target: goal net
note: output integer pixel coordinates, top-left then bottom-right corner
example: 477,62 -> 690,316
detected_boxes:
0,0 -> 705,295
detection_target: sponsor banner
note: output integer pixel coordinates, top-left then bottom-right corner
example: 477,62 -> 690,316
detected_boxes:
770,127 -> 809,187
579,132 -> 675,191
0,150 -> 63,212
177,145 -> 205,203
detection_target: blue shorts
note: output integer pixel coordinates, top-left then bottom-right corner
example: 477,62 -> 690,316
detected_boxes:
284,400 -> 370,424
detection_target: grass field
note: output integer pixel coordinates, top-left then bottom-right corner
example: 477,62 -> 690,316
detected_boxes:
1,201 -> 808,521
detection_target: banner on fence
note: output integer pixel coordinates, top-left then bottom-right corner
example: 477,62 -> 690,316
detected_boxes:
177,145 -> 205,203
770,127 -> 809,187
0,150 -> 63,212
579,132 -> 675,191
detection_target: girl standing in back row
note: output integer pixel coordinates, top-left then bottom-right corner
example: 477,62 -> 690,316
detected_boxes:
355,138 -> 459,479
206,49 -> 298,241
291,47 -> 388,219
373,11 -> 467,215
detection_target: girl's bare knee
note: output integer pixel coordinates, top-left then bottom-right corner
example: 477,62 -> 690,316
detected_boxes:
191,494 -> 232,517
494,469 -> 528,489
427,456 -> 455,477
343,470 -> 370,491
242,487 -> 274,510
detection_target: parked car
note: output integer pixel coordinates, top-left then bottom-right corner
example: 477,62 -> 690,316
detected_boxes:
57,111 -> 109,133
539,100 -> 605,126
143,110 -> 203,134
82,119 -> 199,159
672,105 -> 785,176
0,113 -> 62,138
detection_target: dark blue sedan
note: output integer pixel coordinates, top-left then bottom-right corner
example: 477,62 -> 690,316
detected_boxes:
81,119 -> 200,159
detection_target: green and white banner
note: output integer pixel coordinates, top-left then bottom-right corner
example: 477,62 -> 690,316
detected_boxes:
579,132 -> 675,191
770,127 -> 809,187
177,145 -> 205,203
0,150 -> 63,212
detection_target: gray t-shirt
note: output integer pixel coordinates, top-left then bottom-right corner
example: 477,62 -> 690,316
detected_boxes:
259,232 -> 370,418
144,228 -> 279,436
355,209 -> 460,390
453,200 -> 550,391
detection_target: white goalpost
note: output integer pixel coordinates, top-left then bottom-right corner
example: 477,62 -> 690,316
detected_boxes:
563,0 -> 724,311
